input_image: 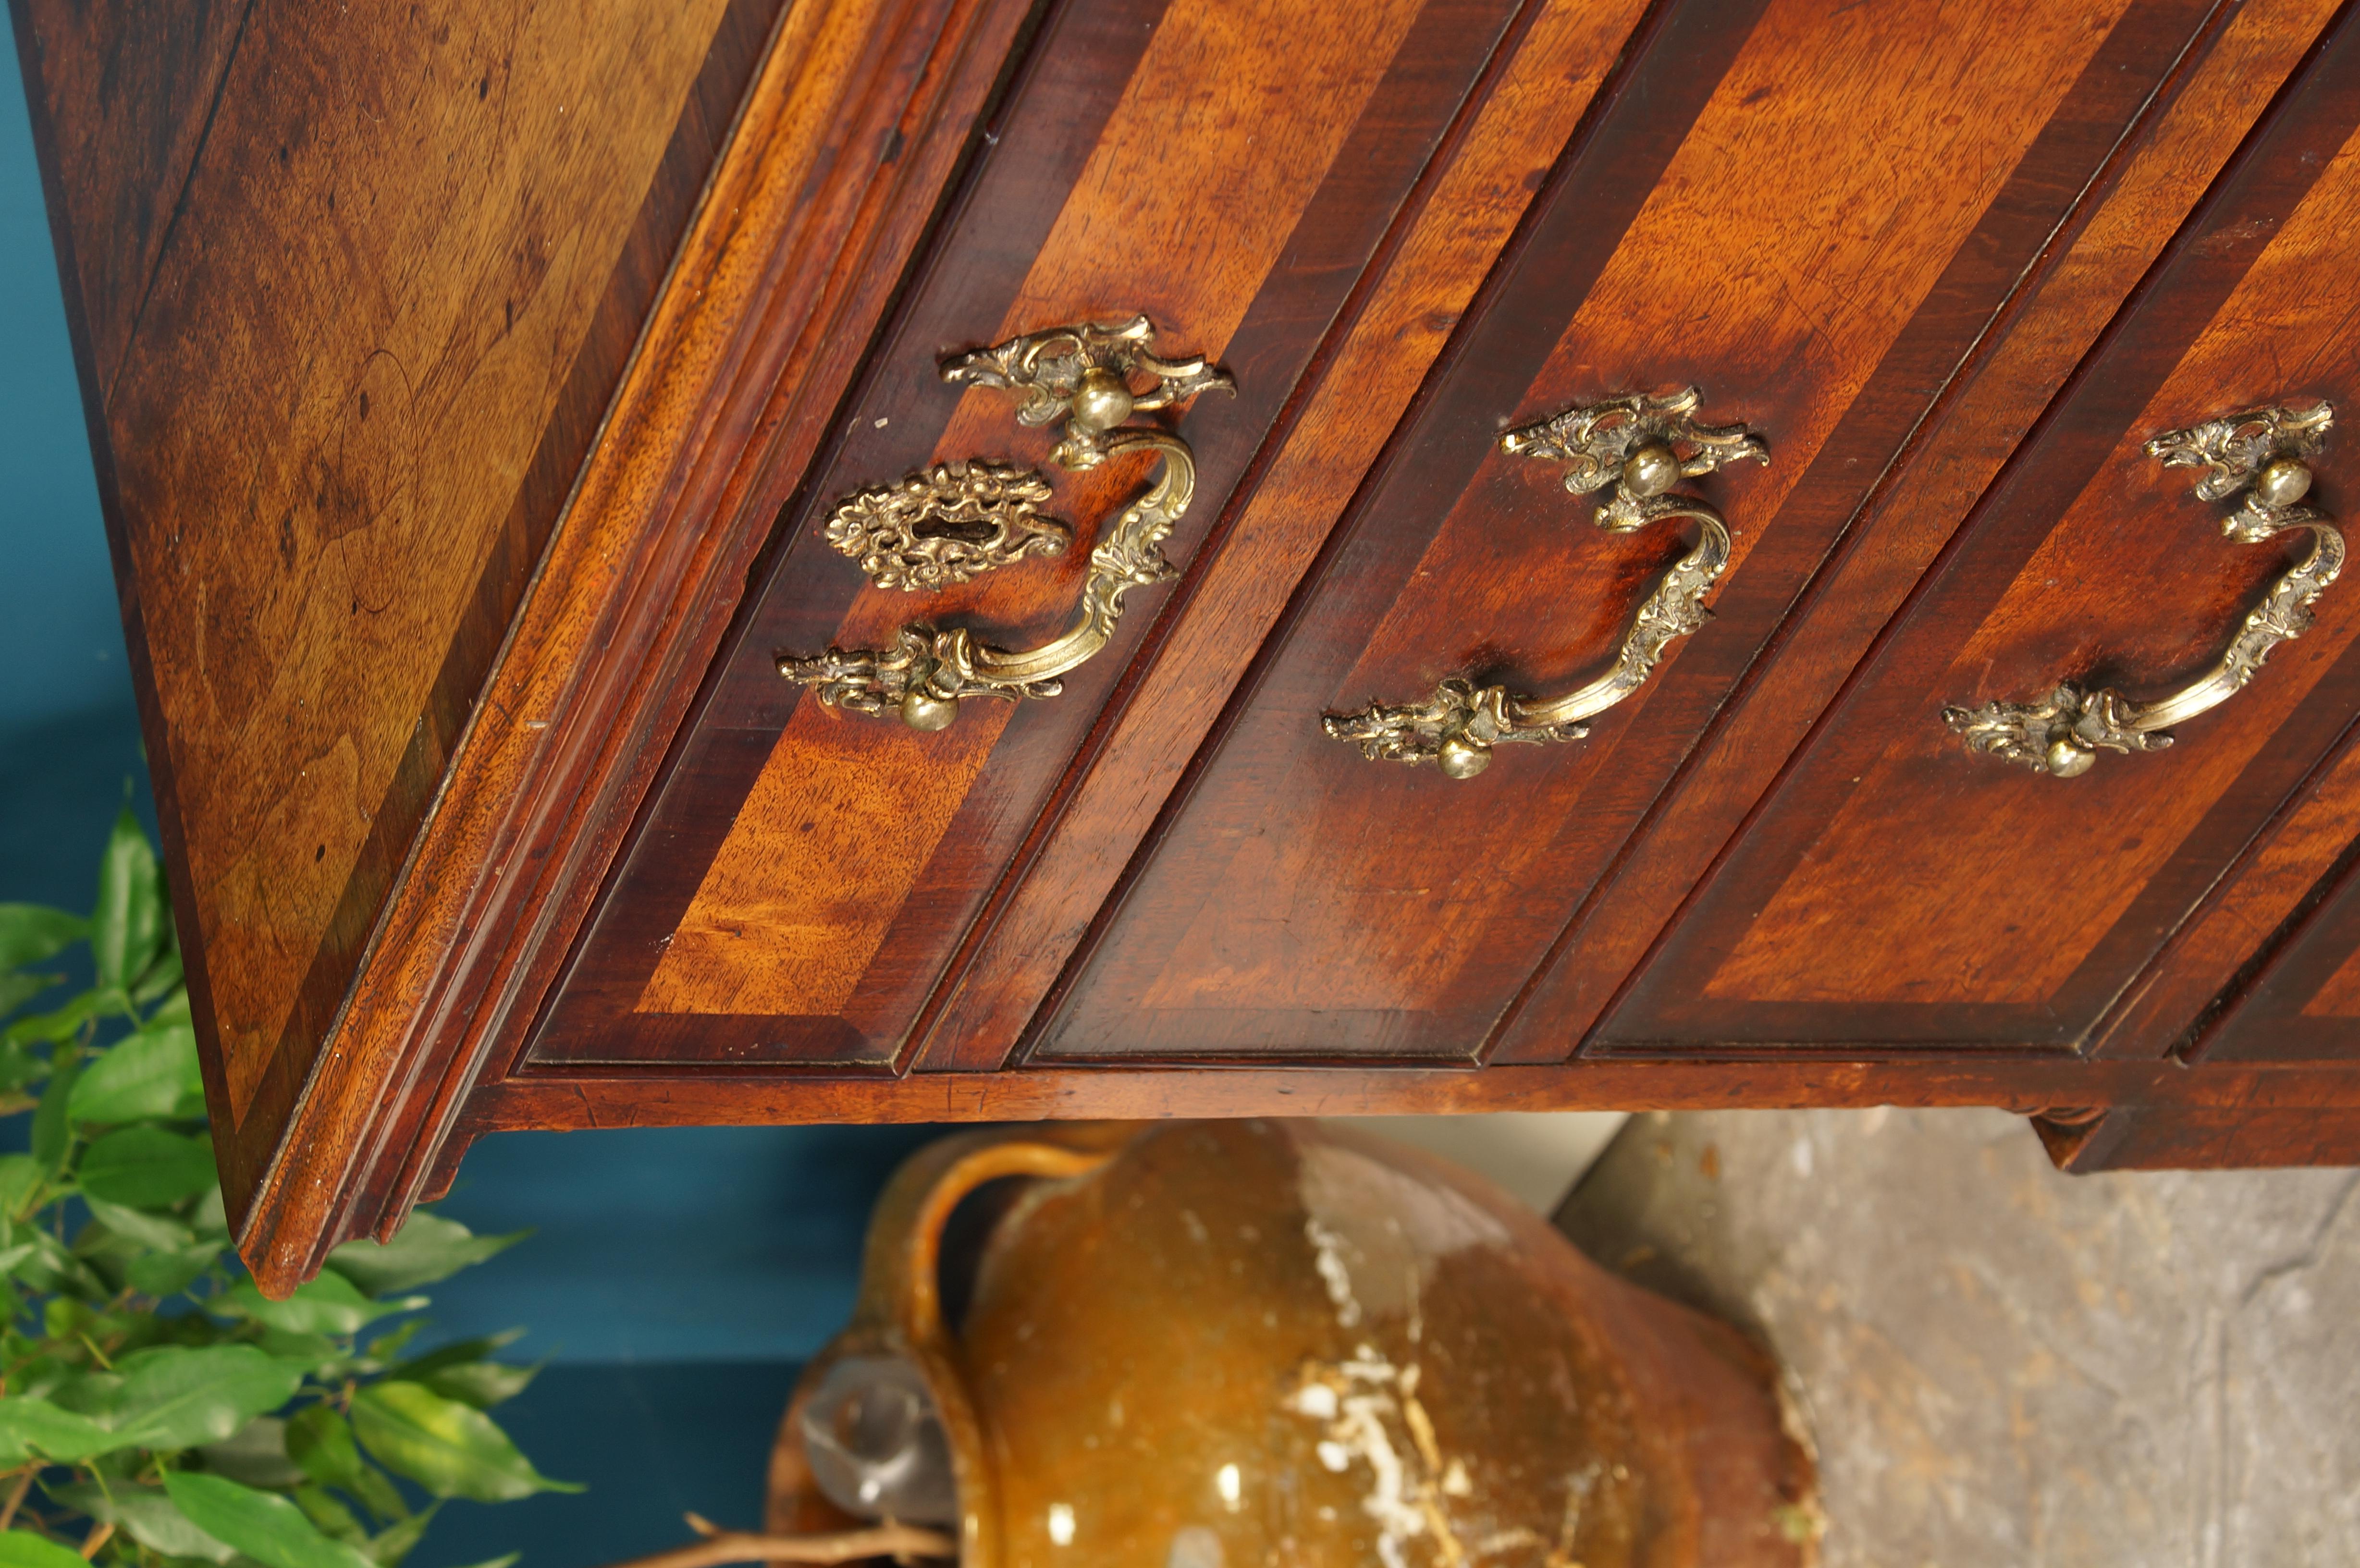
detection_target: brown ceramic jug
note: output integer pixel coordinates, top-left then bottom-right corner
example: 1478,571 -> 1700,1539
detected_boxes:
769,1120 -> 1816,1568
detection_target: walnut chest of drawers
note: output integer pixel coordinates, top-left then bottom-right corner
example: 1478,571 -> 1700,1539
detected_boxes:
19,0 -> 2360,1288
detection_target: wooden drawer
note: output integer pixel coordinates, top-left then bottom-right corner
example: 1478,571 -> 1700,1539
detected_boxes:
1596,13 -> 2360,1056
524,0 -> 1654,1068
2181,719 -> 2360,1065
1032,0 -> 2331,1062
30,0 -> 2360,1290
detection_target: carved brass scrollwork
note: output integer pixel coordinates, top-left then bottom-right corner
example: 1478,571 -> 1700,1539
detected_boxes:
1323,388 -> 1768,779
779,315 -> 1232,730
1943,401 -> 2340,779
823,462 -> 1069,593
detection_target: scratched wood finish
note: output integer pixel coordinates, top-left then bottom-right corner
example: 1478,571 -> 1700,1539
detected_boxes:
525,0 -> 1628,1067
13,0 -> 781,1202
1605,12 -> 2360,1054
1038,0 -> 2225,1062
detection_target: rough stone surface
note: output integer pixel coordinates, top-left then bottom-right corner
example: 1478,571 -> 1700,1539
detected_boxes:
1553,1107 -> 2360,1568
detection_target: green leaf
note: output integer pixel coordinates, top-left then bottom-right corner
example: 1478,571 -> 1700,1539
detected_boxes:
444,1557 -> 519,1568
255,1331 -> 345,1373
5,990 -> 101,1047
0,1038 -> 46,1097
286,1406 -> 366,1492
292,1485 -> 368,1544
387,1331 -> 524,1382
30,1047 -> 82,1172
128,1241 -> 221,1298
0,1394 -> 129,1463
71,1022 -> 202,1125
85,1195 -> 197,1252
0,904 -> 87,975
104,1344 -> 306,1450
419,1360 -> 538,1409
191,1181 -> 229,1237
362,1507 -> 441,1568
325,1215 -> 526,1297
161,1472 -> 380,1568
92,808 -> 166,994
13,1227 -> 107,1301
198,1415 -> 308,1489
360,1321 -> 425,1367
0,1529 -> 92,1568
131,947 -> 185,1008
77,1126 -> 216,1208
0,1154 -> 45,1220
0,972 -> 54,1021
349,1381 -> 578,1502
222,1273 -> 416,1336
42,1481 -> 236,1564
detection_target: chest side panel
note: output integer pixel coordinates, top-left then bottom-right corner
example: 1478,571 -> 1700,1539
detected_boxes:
16,0 -> 782,1183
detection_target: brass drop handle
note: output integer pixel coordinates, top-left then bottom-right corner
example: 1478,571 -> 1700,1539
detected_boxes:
1323,388 -> 1768,779
779,315 -> 1232,730
1945,402 -> 2341,778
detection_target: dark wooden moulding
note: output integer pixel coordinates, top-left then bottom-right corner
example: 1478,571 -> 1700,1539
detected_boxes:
19,0 -> 2360,1293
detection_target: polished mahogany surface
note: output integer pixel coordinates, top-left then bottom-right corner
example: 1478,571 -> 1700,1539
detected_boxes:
527,0 -> 1656,1070
1042,0 -> 2298,1064
1605,11 -> 2360,1054
26,0 -> 2360,1291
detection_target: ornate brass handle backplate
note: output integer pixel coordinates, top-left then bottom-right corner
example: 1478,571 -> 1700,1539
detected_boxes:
1323,388 -> 1768,779
778,315 -> 1232,730
1944,401 -> 2340,778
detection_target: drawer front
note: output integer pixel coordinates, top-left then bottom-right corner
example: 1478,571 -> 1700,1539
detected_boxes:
1035,0 -> 2280,1061
2183,718 -> 2360,1064
527,0 -> 1649,1064
2209,881 -> 2360,1061
1600,12 -> 2360,1055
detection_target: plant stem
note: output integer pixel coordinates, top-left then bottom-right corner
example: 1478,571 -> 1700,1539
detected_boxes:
0,1468 -> 33,1530
78,1520 -> 113,1559
589,1525 -> 957,1568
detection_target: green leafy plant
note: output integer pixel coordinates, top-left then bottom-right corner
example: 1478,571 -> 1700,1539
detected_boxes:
0,809 -> 570,1568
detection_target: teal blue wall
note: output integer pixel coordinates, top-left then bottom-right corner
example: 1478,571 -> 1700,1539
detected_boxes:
2,21 -> 938,1562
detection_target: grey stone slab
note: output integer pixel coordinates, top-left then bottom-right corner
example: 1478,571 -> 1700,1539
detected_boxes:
1553,1107 -> 2360,1568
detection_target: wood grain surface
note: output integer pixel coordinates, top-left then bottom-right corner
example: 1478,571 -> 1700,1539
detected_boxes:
641,0 -> 1434,1021
460,1054 -> 2360,1138
150,0 -> 1042,1289
40,0 -> 2360,1288
1038,0 -> 2228,1063
1608,8 -> 2360,1050
526,0 -> 1605,1068
906,0 -> 1657,1068
1499,0 -> 2343,1061
2040,1101 -> 2360,1168
2178,723 -> 2360,1058
13,0 -> 785,1205
2089,708 -> 2360,1056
